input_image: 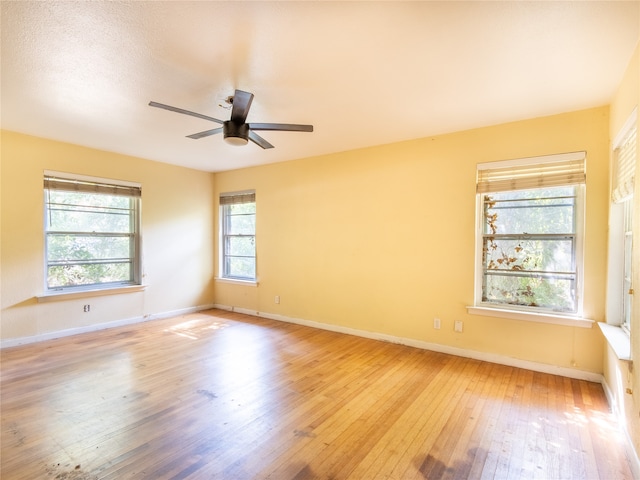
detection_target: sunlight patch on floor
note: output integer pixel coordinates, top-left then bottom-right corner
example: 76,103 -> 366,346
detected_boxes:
164,317 -> 229,340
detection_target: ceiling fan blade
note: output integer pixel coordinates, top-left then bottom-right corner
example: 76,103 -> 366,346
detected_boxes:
248,131 -> 274,149
248,123 -> 313,132
230,90 -> 254,124
187,127 -> 224,139
149,101 -> 224,125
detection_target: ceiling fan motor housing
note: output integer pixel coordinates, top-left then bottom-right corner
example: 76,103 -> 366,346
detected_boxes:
223,121 -> 249,146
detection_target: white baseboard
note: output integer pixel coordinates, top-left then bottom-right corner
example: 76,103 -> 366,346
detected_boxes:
214,304 -> 602,383
0,303 -> 217,349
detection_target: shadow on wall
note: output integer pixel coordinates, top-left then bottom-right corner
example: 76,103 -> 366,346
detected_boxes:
5,297 -> 38,309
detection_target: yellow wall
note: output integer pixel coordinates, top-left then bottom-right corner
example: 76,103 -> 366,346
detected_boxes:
606,39 -> 640,460
214,106 -> 609,375
0,107 -> 614,377
1,131 -> 216,341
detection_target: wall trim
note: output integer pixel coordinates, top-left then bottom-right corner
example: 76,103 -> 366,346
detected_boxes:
0,303 -> 217,349
214,304 -> 602,383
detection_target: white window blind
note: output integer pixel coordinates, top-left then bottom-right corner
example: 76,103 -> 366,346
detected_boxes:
220,191 -> 256,205
44,176 -> 141,197
477,152 -> 586,194
612,125 -> 637,203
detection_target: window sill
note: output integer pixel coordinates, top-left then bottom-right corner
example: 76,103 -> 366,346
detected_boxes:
37,284 -> 147,303
214,277 -> 258,287
598,323 -> 631,361
466,306 -> 594,329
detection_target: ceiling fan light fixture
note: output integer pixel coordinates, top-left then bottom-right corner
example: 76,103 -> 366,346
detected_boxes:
224,135 -> 249,146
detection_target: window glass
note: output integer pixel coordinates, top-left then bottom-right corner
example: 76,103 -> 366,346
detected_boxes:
480,186 -> 579,313
44,175 -> 141,290
221,199 -> 256,280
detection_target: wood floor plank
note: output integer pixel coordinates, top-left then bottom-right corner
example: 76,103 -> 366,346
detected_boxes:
408,359 -> 495,480
439,361 -> 498,479
267,349 -> 446,480
346,354 -> 463,478
390,358 -> 484,480
1,308 -> 634,479
330,354 -> 451,479
466,363 -> 514,479
272,348 -> 429,478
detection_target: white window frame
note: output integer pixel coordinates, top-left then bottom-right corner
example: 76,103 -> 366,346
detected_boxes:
43,171 -> 142,294
606,108 -> 637,332
622,199 -> 633,332
218,190 -> 257,284
472,152 -> 586,320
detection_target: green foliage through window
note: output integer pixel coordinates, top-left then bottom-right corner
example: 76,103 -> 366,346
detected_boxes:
44,177 -> 140,290
481,186 -> 578,312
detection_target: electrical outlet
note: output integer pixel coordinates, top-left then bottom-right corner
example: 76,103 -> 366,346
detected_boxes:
454,320 -> 463,332
83,304 -> 91,312
274,295 -> 280,304
433,317 -> 441,329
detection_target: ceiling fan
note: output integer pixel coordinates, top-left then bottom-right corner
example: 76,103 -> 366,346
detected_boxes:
149,89 -> 313,149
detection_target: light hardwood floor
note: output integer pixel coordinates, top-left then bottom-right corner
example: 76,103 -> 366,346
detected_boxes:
1,309 -> 634,479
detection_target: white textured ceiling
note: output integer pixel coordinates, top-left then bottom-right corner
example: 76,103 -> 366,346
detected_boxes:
2,1 -> 639,172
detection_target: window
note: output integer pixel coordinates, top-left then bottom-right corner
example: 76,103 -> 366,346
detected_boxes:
44,173 -> 141,292
607,109 -> 636,331
220,191 -> 256,281
622,198 -> 633,330
475,152 -> 586,315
